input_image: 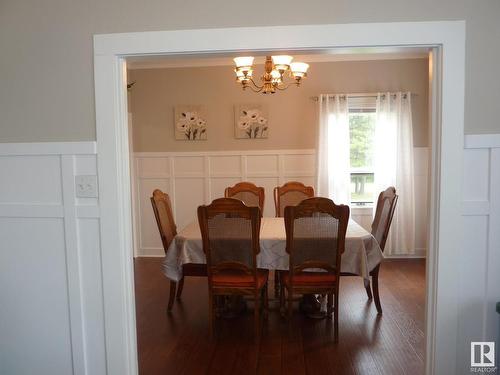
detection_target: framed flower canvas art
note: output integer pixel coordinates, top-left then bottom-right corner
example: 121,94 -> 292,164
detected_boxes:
234,104 -> 269,139
174,105 -> 207,140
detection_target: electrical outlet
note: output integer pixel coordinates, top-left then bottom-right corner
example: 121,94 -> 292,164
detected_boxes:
75,175 -> 98,198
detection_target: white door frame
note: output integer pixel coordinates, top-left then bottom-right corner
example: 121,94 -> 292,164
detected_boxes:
93,21 -> 465,375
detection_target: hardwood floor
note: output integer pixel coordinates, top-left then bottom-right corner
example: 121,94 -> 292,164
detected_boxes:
134,258 -> 426,375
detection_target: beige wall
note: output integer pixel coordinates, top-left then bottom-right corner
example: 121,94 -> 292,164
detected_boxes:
129,59 -> 429,152
0,0 -> 499,142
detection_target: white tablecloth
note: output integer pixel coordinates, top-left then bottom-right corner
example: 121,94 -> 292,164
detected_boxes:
162,218 -> 383,282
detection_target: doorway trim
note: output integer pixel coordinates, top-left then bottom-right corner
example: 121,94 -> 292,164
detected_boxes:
94,21 -> 465,375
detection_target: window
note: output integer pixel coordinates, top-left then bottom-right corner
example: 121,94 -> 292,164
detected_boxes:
348,98 -> 376,205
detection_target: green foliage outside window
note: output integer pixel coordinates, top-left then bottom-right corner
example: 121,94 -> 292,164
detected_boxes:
349,113 -> 376,204
349,113 -> 376,168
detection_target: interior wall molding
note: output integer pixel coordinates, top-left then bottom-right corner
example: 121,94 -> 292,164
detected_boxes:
127,50 -> 429,70
0,141 -> 97,155
464,133 -> 500,149
133,149 -> 316,157
93,22 -> 467,375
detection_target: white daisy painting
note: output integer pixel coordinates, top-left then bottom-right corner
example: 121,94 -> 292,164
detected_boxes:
234,104 -> 269,139
174,105 -> 207,140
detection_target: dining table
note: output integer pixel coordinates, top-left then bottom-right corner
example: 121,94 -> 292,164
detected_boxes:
162,217 -> 383,282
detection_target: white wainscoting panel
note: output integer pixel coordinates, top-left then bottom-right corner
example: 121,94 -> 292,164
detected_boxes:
133,150 -> 315,257
0,155 -> 62,204
133,148 -> 428,258
2,135 -> 500,375
0,142 -> 103,375
457,135 -> 500,373
0,217 -> 73,375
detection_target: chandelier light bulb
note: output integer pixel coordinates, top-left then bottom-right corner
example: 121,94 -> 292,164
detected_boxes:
271,55 -> 293,71
233,56 -> 254,69
290,62 -> 309,73
291,62 -> 309,78
270,69 -> 282,83
236,69 -> 252,82
271,70 -> 281,78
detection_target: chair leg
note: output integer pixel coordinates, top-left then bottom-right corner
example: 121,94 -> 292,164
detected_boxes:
254,290 -> 261,343
279,283 -> 285,317
372,265 -> 382,314
167,280 -> 177,311
208,291 -> 215,339
176,277 -> 185,300
364,278 -> 373,300
334,291 -> 339,342
274,270 -> 281,298
287,288 -> 293,332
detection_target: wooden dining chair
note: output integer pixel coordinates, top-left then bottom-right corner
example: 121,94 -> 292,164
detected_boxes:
280,197 -> 349,341
273,181 -> 315,218
273,181 -> 315,295
151,189 -> 206,311
367,186 -> 398,313
224,182 -> 265,215
197,198 -> 269,341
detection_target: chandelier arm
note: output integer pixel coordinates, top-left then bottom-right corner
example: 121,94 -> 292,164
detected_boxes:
247,77 -> 263,90
246,85 -> 263,93
275,81 -> 299,91
241,77 -> 264,93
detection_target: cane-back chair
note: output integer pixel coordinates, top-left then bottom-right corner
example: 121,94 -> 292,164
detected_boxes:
281,197 -> 349,341
151,189 -> 206,311
197,198 -> 269,340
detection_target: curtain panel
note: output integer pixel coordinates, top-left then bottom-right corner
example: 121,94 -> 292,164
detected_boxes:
317,92 -> 416,255
374,92 -> 416,255
316,94 -> 351,205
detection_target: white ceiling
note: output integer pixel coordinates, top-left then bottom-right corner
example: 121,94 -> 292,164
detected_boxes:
126,47 -> 429,70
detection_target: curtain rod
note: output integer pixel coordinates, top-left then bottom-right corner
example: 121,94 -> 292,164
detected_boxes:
309,92 -> 418,101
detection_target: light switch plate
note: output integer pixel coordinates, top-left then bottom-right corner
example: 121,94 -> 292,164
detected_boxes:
75,175 -> 98,198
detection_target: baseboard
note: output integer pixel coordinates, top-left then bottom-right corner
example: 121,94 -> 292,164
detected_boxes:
384,255 -> 426,259
384,248 -> 427,259
134,248 -> 164,258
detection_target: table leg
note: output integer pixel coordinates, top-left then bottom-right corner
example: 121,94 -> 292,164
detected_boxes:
274,270 -> 281,298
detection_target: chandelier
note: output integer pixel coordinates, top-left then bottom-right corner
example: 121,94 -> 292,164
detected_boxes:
233,55 -> 309,94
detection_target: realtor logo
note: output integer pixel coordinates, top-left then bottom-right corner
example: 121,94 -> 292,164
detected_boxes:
471,342 -> 495,368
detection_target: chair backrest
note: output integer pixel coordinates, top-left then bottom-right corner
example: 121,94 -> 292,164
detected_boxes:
198,198 -> 261,281
284,197 -> 349,279
150,189 -> 177,253
274,181 -> 314,217
224,182 -> 265,215
371,187 -> 398,252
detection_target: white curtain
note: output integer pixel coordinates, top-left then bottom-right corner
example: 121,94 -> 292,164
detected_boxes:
316,94 -> 351,205
374,92 -> 416,255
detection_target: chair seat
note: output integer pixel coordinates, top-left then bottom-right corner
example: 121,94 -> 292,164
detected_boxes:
282,271 -> 336,287
212,269 -> 269,289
